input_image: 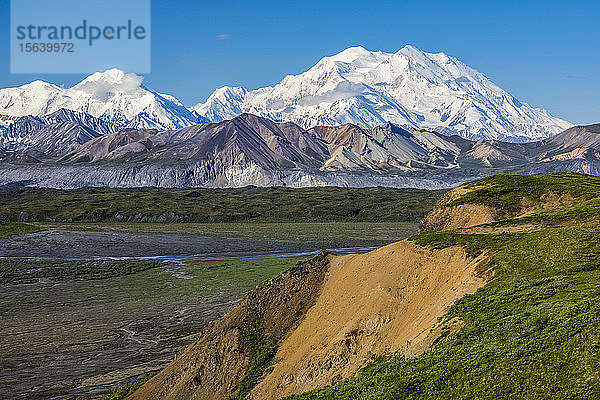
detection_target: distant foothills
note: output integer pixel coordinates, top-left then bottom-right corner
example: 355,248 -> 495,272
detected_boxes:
0,45 -> 595,189
0,111 -> 597,189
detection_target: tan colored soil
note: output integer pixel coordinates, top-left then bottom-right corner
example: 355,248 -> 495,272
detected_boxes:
419,184 -> 496,231
461,223 -> 540,234
422,203 -> 496,230
248,241 -> 489,399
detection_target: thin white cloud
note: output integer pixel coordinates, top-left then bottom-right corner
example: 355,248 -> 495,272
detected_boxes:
216,34 -> 232,40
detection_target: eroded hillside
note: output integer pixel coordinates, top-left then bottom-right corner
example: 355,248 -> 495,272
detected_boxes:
129,173 -> 600,400
289,173 -> 600,399
247,242 -> 488,399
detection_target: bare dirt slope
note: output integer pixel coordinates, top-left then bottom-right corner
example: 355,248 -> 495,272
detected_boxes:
419,185 -> 496,231
131,241 -> 488,400
248,241 -> 488,398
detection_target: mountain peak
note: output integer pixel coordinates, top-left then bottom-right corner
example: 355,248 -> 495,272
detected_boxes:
333,45 -> 371,57
210,86 -> 248,99
325,46 -> 385,65
397,44 -> 449,59
77,68 -> 128,84
0,68 -> 198,131
21,80 -> 61,91
196,46 -> 572,141
73,69 -> 144,97
400,44 -> 420,52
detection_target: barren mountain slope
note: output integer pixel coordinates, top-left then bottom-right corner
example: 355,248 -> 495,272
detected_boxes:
1,119 -> 599,189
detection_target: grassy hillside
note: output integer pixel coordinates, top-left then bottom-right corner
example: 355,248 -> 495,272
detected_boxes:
0,186 -> 444,223
446,172 -> 600,213
0,222 -> 40,238
288,173 -> 600,399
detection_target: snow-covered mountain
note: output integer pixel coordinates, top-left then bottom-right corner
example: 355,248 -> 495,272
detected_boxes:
0,69 -> 204,131
0,47 -> 574,142
193,45 -> 572,142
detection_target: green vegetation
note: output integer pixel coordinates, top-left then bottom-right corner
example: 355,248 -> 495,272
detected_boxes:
442,173 -> 600,227
0,256 -> 301,288
490,197 -> 600,227
0,222 -> 40,238
289,173 -> 600,400
34,221 -> 419,247
446,173 -> 600,213
186,258 -> 303,294
0,259 -> 161,284
102,373 -> 157,400
288,249 -> 331,274
0,186 -> 443,223
233,318 -> 279,400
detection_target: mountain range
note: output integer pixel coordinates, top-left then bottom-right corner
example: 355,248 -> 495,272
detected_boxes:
0,45 -> 594,189
0,69 -> 205,132
193,46 -> 571,142
0,111 -> 597,189
0,45 -> 571,143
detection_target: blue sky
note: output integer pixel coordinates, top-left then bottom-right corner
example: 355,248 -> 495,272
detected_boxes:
0,0 -> 598,124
